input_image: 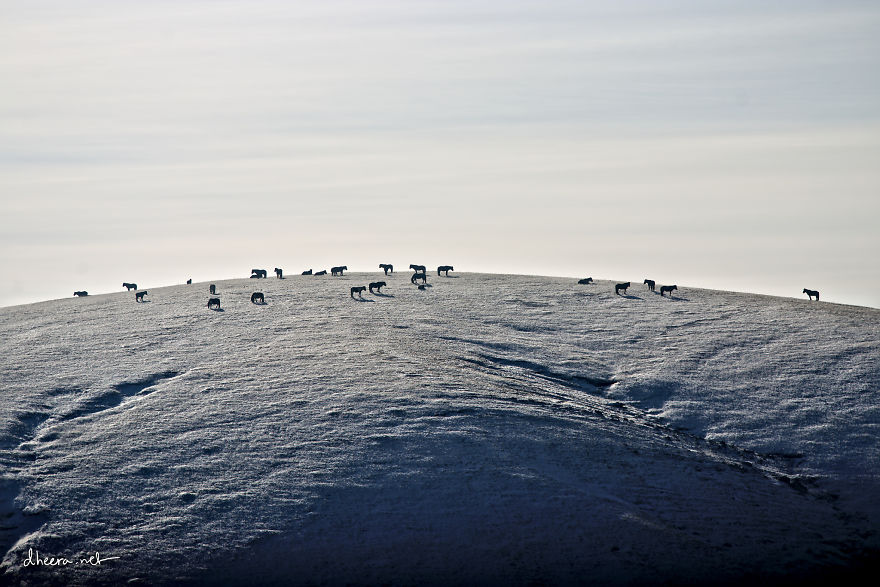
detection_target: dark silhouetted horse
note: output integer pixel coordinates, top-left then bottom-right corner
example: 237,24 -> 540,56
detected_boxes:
209,284 -> 216,295
207,297 -> 221,309
302,269 -> 313,275
644,279 -> 655,292
409,264 -> 426,273
351,286 -> 366,298
412,272 -> 427,284
73,291 -> 88,297
186,279 -> 192,285
251,292 -> 265,304
122,282 -> 137,291
578,278 -> 593,285
251,269 -> 267,279
437,265 -> 453,276
803,288 -> 819,301
331,266 -> 347,276
135,291 -> 148,302
314,270 -> 327,276
660,285 -> 677,297
274,268 -> 283,279
379,264 -> 393,275
615,282 -> 630,295
369,281 -> 386,293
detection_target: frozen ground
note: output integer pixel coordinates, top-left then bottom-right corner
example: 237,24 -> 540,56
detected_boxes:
0,272 -> 878,586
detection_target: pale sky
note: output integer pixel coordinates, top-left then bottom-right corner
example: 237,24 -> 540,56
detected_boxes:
2,0 -> 879,308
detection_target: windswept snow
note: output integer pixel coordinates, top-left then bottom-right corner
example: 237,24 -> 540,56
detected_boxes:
1,273 -> 878,585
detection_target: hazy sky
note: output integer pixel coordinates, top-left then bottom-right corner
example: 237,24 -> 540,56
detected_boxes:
2,0 -> 879,308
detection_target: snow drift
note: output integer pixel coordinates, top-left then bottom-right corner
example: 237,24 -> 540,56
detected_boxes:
1,273 -> 878,585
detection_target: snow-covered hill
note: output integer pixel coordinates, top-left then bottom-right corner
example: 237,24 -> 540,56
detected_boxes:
1,272 -> 878,586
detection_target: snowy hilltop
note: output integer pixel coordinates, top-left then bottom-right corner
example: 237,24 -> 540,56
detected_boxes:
1,272 -> 878,586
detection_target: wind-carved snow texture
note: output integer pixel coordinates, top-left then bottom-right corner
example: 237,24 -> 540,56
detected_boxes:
0,273 -> 878,585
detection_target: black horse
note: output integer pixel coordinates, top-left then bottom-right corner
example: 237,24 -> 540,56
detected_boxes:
207,297 -> 221,309
351,286 -> 366,298
660,285 -> 677,297
274,268 -> 283,279
644,279 -> 655,292
615,282 -> 630,295
73,291 -> 88,297
331,266 -> 347,276
314,270 -> 327,276
122,282 -> 137,291
251,292 -> 265,304
209,284 -> 217,295
411,272 -> 427,284
409,264 -> 426,273
302,269 -> 313,275
437,265 -> 454,276
803,288 -> 819,301
135,291 -> 148,302
379,263 -> 394,275
578,277 -> 593,285
251,269 -> 267,279
369,281 -> 386,293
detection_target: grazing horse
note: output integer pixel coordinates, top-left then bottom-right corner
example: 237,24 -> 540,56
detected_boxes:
251,269 -> 267,279
73,291 -> 88,297
209,284 -> 216,295
274,268 -> 283,279
578,277 -> 593,285
644,279 -> 655,292
351,286 -> 366,298
122,282 -> 137,291
411,272 -> 427,284
409,264 -> 426,273
302,269 -> 313,275
660,285 -> 678,297
207,297 -> 221,309
437,265 -> 454,276
369,281 -> 386,293
615,282 -> 631,295
251,292 -> 265,304
314,270 -> 327,276
135,291 -> 148,302
331,265 -> 347,276
379,263 -> 393,275
803,288 -> 820,301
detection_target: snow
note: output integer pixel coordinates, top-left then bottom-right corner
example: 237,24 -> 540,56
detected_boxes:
1,272 -> 878,585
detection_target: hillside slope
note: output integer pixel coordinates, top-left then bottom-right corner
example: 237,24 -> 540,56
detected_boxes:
1,273 -> 878,585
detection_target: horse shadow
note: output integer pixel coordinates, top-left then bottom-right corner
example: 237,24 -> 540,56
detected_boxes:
209,308 -> 225,312
352,297 -> 374,303
373,293 -> 395,298
618,294 -> 642,300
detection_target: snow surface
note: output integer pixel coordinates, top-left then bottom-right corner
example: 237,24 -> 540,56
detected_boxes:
0,272 -> 878,586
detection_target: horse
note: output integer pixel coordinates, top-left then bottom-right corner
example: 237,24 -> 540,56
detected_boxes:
615,282 -> 630,295
251,269 -> 267,279
379,264 -> 393,275
302,269 -> 313,275
351,286 -> 366,298
209,284 -> 216,295
409,264 -> 426,273
437,265 -> 453,276
411,272 -> 427,284
135,291 -> 148,302
251,292 -> 265,304
73,291 -> 88,297
331,266 -> 347,276
803,288 -> 820,301
577,278 -> 593,285
660,285 -> 678,297
369,281 -> 386,293
274,268 -> 283,279
314,270 -> 327,276
186,279 -> 192,285
207,298 -> 221,309
122,282 -> 137,291
644,279 -> 655,292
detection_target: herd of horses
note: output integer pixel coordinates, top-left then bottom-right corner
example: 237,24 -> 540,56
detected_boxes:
69,269 -> 822,307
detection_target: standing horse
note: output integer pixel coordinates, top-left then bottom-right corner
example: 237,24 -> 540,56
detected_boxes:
135,291 -> 148,302
274,268 -> 283,279
409,264 -> 426,273
251,292 -> 265,304
379,264 -> 394,275
209,284 -> 217,295
207,298 -> 221,309
803,288 -> 820,301
351,286 -> 366,298
369,281 -> 386,293
122,282 -> 138,291
437,265 -> 454,276
331,266 -> 347,276
644,279 -> 655,292
615,282 -> 631,295
411,272 -> 427,284
660,285 -> 677,297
